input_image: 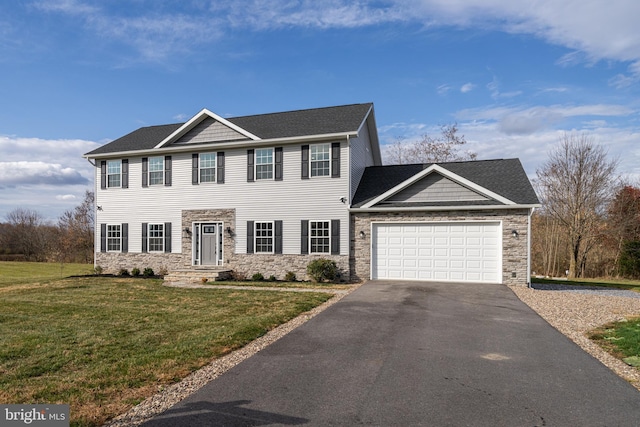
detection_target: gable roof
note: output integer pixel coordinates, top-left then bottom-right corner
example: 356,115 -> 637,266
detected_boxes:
352,159 -> 540,209
85,103 -> 374,157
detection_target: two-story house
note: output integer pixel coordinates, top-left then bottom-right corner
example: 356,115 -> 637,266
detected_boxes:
84,103 -> 540,285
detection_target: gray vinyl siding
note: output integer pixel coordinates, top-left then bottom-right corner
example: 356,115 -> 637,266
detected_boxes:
93,140 -> 351,256
349,124 -> 376,201
387,173 -> 489,203
175,117 -> 249,144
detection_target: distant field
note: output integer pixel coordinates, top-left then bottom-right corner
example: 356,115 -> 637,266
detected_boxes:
0,261 -> 94,286
0,263 -> 334,426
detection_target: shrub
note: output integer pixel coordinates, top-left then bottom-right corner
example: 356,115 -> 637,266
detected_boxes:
268,275 -> 277,282
94,266 -> 103,275
119,268 -> 130,277
143,267 -> 155,277
131,267 -> 141,277
252,272 -> 264,281
306,258 -> 338,283
285,271 -> 297,282
230,270 -> 246,281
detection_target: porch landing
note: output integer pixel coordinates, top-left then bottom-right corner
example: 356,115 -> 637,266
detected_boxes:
164,268 -> 233,285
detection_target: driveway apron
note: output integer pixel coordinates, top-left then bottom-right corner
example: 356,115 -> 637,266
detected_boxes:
142,281 -> 640,426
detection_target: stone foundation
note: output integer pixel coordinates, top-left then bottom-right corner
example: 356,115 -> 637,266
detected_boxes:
95,252 -> 186,276
228,254 -> 349,282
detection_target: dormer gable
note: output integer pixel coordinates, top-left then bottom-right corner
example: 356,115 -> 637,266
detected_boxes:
361,164 -> 516,208
155,108 -> 261,148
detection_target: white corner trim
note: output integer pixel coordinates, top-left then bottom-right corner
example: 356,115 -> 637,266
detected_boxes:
360,164 -> 516,208
154,108 -> 262,149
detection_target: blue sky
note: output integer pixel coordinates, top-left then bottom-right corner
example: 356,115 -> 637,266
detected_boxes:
2,0 -> 640,220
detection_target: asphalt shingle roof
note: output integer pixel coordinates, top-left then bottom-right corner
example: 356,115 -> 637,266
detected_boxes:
85,103 -> 373,156
352,159 -> 540,207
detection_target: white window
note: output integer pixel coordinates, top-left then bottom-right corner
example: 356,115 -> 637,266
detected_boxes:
255,148 -> 273,180
310,221 -> 330,254
199,153 -> 217,183
149,157 -> 164,185
148,224 -> 164,252
310,144 -> 330,177
255,222 -> 274,253
107,224 -> 121,251
107,160 -> 121,188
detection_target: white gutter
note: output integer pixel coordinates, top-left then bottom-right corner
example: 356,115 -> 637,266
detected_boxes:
350,204 -> 541,213
83,131 -> 358,160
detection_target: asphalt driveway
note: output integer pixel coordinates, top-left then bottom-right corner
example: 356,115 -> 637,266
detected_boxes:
142,281 -> 640,426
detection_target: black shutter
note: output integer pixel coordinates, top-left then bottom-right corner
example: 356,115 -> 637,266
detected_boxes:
275,147 -> 283,181
142,223 -> 148,253
142,158 -> 148,187
331,219 -> 340,255
164,156 -> 172,186
100,223 -> 106,252
247,149 -> 254,182
122,159 -> 129,188
192,154 -> 199,185
247,221 -> 254,254
100,161 -> 107,189
331,142 -> 340,178
275,220 -> 283,254
122,223 -> 128,253
217,151 -> 225,184
164,222 -> 171,253
301,145 -> 309,179
301,220 -> 309,254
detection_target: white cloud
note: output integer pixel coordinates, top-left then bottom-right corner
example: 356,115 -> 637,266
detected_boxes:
56,194 -> 77,201
460,83 -> 475,93
0,161 -> 87,187
456,104 -> 634,135
31,0 -> 640,77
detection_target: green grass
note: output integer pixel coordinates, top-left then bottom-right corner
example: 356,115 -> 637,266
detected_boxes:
0,261 -> 94,286
532,276 -> 640,292
590,318 -> 640,369
208,280 -> 354,290
0,270 -> 333,426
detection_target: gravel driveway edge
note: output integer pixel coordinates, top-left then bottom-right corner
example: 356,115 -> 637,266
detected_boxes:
510,285 -> 640,391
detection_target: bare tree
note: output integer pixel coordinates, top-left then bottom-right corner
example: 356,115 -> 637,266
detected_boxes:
535,133 -> 618,278
606,184 -> 640,276
57,190 -> 95,263
4,208 -> 51,261
386,123 -> 477,164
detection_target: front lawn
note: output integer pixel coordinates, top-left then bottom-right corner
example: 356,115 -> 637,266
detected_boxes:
590,318 -> 640,368
0,261 -> 94,286
0,276 -> 332,426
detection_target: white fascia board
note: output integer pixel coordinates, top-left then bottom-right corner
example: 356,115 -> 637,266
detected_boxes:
83,131 -> 357,159
360,164 -> 516,208
350,203 -> 541,213
154,108 -> 262,149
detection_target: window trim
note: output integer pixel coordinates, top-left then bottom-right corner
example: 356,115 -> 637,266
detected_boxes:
199,152 -> 217,183
254,221 -> 274,254
106,160 -> 122,188
310,143 -> 331,178
147,223 -> 164,253
148,156 -> 164,186
106,224 -> 121,252
255,147 -> 274,180
309,220 -> 331,254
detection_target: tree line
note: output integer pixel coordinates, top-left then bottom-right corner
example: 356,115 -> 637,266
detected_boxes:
2,128 -> 638,280
0,191 -> 94,263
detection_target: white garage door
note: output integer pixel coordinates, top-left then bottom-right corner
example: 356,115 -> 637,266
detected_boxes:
372,222 -> 501,283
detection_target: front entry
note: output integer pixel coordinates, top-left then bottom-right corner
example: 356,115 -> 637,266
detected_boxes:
193,223 -> 223,266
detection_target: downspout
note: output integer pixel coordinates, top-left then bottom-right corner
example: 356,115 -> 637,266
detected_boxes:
527,207 -> 535,288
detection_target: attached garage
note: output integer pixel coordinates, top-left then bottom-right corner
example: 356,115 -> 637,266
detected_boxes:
371,222 -> 502,283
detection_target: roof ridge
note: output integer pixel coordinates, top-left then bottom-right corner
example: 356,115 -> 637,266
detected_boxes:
228,102 -> 373,121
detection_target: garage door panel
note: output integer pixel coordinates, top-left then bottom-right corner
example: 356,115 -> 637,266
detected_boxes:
372,222 -> 501,283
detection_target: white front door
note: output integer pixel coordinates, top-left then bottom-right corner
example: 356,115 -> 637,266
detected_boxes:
194,223 -> 223,266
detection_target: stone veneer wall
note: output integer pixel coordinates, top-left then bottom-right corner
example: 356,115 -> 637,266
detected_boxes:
230,254 -> 350,282
350,209 -> 531,286
95,252 -> 186,275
